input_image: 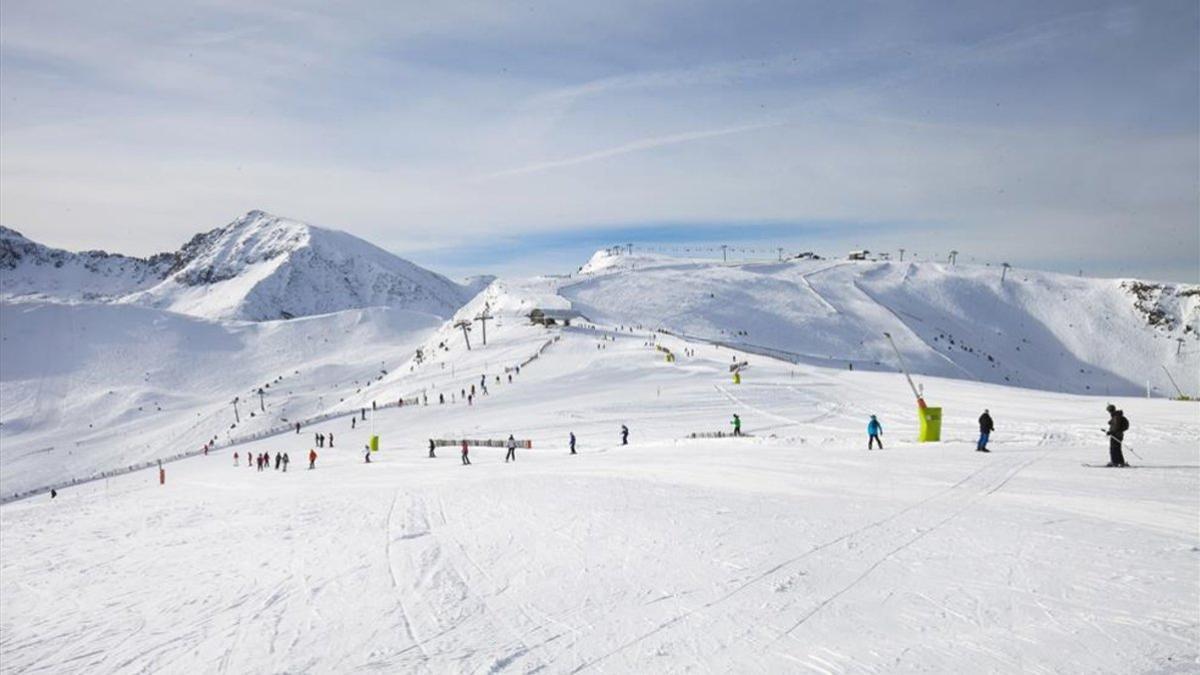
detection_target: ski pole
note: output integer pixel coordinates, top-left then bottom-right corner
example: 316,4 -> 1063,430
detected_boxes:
1102,431 -> 1143,460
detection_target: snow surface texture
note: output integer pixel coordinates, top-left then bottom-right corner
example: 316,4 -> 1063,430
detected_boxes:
565,249 -> 1200,397
0,301 -> 441,496
1,276 -> 1196,673
0,211 -> 471,321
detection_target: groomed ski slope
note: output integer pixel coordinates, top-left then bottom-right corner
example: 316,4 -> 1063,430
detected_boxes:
563,251 -> 1200,397
1,310 -> 1197,673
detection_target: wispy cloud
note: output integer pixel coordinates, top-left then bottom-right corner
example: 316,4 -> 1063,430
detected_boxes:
484,121 -> 780,178
0,1 -> 1195,281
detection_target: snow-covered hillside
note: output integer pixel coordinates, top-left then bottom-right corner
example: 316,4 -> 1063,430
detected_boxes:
0,211 -> 472,321
1,276 -> 1196,673
0,301 -> 442,496
563,250 -> 1200,397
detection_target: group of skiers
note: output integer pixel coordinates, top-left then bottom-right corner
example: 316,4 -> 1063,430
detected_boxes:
858,405 -> 1129,466
233,402 -> 1131,475
863,409 -> 992,452
233,449 -> 318,471
314,432 -> 333,448
240,451 -> 288,471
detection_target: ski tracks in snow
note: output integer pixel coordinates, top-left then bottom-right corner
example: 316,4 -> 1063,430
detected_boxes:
380,490 -> 554,673
570,450 -> 1049,672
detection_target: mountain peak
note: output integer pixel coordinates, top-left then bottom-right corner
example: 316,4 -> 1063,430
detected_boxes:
2,213 -> 474,321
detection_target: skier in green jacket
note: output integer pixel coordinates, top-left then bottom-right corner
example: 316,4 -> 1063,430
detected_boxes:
732,414 -> 742,436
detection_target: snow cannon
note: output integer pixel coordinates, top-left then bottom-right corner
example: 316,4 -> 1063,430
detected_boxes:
370,435 -> 380,452
918,407 -> 942,442
731,360 -> 748,384
883,331 -> 940,442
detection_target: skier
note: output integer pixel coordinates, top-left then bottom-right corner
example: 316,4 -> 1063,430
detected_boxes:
461,440 -> 471,465
314,432 -> 321,448
50,489 -> 57,499
428,439 -> 436,458
352,417 -> 357,429
372,400 -> 377,411
621,424 -> 629,446
867,415 -> 883,450
275,452 -> 282,470
977,409 -> 994,452
361,407 -> 366,421
1104,404 -> 1129,467
505,435 -> 517,463
295,422 -> 301,434
282,452 -> 290,472
308,449 -> 317,470
328,433 -> 334,448
364,445 -> 371,463
439,393 -> 445,405
732,414 -> 742,437
569,432 -> 576,455
234,451 -> 239,467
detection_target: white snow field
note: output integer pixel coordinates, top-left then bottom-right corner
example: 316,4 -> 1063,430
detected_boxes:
566,250 -> 1200,398
1,275 -> 1198,674
0,301 -> 442,497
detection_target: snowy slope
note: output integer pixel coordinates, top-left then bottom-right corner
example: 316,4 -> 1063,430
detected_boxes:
0,211 -> 473,321
1,282 -> 1196,673
561,251 -> 1200,397
0,300 -> 442,496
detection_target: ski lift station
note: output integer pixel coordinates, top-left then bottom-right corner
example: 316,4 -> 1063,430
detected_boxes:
847,250 -> 870,261
528,308 -> 587,327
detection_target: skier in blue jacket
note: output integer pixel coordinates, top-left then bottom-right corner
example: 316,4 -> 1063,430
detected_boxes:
867,415 -> 883,450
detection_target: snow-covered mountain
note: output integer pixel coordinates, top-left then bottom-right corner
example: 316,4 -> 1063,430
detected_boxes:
0,226 -> 175,300
562,249 -> 1200,397
0,211 -> 472,321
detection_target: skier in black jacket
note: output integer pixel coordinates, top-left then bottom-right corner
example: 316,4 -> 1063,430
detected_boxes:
977,410 -> 994,452
1105,404 -> 1129,467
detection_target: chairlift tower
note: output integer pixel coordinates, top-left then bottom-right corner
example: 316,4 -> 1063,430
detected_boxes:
454,320 -> 473,350
475,304 -> 493,346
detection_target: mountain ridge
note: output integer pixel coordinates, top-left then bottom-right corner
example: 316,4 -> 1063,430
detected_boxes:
0,211 -> 472,321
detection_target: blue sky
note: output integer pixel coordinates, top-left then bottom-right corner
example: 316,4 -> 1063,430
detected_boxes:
1,1 -> 1197,281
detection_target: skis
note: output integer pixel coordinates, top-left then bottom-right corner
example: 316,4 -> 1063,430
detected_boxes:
1081,463 -> 1135,468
